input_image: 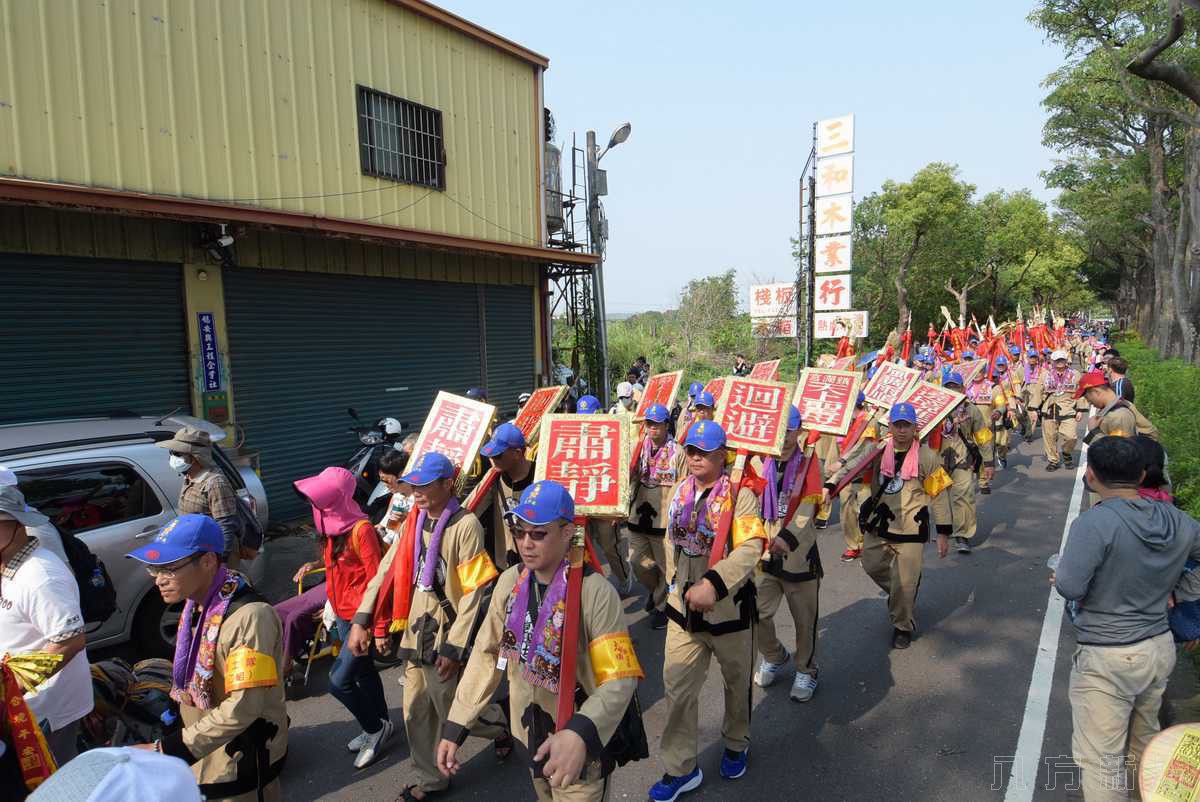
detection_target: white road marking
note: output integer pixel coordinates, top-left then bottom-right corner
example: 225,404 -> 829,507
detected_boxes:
1003,446 -> 1088,802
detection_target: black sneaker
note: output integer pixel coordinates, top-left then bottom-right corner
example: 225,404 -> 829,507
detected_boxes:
980,486 -> 991,495
954,537 -> 972,554
1064,454 -> 1074,467
814,519 -> 829,530
892,629 -> 911,650
998,457 -> 1008,469
1046,462 -> 1060,472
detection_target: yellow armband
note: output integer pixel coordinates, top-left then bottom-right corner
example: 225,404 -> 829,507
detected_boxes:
224,647 -> 279,693
588,632 -> 644,685
456,551 -> 499,595
923,467 -> 953,498
732,516 -> 767,548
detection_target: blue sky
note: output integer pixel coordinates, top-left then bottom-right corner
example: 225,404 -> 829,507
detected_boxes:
439,1 -> 1066,313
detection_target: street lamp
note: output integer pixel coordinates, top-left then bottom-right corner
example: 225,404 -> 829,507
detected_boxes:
598,122 -> 631,161
586,122 -> 631,406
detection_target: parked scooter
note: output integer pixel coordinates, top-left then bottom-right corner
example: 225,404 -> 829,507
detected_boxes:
345,408 -> 405,521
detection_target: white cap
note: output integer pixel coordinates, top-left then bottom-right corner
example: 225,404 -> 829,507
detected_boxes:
29,748 -> 201,802
616,381 -> 634,399
1051,349 -> 1069,362
380,417 -> 403,435
0,465 -> 17,486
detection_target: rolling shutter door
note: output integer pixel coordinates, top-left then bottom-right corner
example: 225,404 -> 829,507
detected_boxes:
483,284 -> 536,421
224,268 -> 483,521
0,254 -> 189,423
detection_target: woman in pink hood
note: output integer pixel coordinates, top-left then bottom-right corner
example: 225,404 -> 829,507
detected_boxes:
293,466 -> 394,769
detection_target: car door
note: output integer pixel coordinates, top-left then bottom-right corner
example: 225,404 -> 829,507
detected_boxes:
17,459 -> 176,646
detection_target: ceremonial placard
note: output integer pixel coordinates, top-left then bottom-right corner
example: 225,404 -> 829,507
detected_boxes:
749,359 -> 782,380
512,385 -> 569,445
634,370 -> 684,421
898,382 -> 966,439
713,377 -> 793,457
704,376 -> 726,400
832,355 -> 858,371
535,414 -> 632,517
793,368 -> 862,436
406,391 -> 496,484
862,362 -> 920,410
956,359 -> 987,386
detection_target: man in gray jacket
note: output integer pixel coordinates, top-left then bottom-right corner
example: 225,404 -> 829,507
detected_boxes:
1055,436 -> 1200,802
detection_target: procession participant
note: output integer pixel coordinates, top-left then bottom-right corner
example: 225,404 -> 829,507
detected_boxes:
651,421 -> 767,799
991,356 -> 1016,468
1021,350 -> 1043,443
610,382 -> 638,415
1030,349 -> 1087,472
627,403 -> 684,630
812,431 -> 840,529
576,395 -> 603,415
437,480 -> 643,802
1076,371 -> 1159,444
345,452 -> 511,802
476,422 -> 536,570
939,373 -> 994,554
675,382 -> 706,440
837,392 -> 877,562
1107,356 -> 1135,403
575,397 -> 632,591
752,406 -> 822,703
126,514 -> 287,802
824,403 -> 953,648
625,371 -> 645,404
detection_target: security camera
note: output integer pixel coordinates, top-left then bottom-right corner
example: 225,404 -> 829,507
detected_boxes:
216,224 -> 234,248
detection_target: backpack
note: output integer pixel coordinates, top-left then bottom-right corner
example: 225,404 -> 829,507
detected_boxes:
59,526 -> 118,624
234,491 -> 265,551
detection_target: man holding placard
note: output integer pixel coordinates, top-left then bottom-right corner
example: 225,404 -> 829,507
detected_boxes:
942,372 -> 996,554
626,404 -> 684,630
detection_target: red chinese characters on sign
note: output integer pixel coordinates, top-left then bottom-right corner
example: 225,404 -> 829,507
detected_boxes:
704,377 -> 726,400
634,370 -> 683,420
407,392 -> 496,477
512,386 -> 569,444
862,363 -> 920,410
815,275 -> 851,311
715,378 -> 792,456
899,382 -> 965,439
749,359 -> 781,380
536,416 -> 632,516
794,369 -> 861,436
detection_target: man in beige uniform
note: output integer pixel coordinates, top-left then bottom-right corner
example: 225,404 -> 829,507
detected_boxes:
346,452 -> 509,802
837,393 -> 877,562
438,480 -> 642,802
825,403 -> 953,649
964,369 -> 1004,495
940,372 -> 995,555
576,395 -> 632,591
127,514 -> 287,802
477,422 -> 537,570
1076,370 -> 1159,446
626,403 -> 683,630
653,421 -> 766,799
1029,350 -> 1087,471
812,433 -> 840,529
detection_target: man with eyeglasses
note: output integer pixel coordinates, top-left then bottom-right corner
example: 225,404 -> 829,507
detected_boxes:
126,514 -> 288,802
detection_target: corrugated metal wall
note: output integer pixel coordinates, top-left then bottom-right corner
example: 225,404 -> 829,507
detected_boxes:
0,254 -> 189,423
0,0 -> 540,244
484,284 -> 536,420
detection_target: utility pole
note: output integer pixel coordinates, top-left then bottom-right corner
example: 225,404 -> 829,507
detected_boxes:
585,130 -> 610,404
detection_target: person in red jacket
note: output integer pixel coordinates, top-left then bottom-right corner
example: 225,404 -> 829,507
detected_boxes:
294,467 -> 394,769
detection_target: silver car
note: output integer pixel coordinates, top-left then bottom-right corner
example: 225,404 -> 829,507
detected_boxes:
0,414 -> 269,657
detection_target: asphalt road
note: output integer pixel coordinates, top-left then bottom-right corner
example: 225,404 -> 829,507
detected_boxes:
231,434 -> 1093,802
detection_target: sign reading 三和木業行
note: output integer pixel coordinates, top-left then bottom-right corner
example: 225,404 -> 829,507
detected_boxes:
899,382 -> 966,439
794,369 -> 862,436
749,284 -> 798,319
814,311 -> 869,339
634,370 -> 684,421
406,392 -> 496,488
749,359 -> 782,381
512,386 -> 569,445
862,362 -> 920,411
713,378 -> 793,457
535,414 -> 632,517
198,313 -> 222,392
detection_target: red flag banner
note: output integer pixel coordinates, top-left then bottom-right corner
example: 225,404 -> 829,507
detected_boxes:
405,392 -> 496,487
512,385 -> 569,445
898,382 -> 967,439
793,368 -> 862,436
634,370 -> 684,421
536,414 -> 633,517
749,359 -> 782,380
862,362 -> 920,410
713,377 -> 793,456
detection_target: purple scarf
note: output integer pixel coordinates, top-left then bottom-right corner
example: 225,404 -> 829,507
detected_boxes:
171,566 -> 241,710
762,449 -> 804,523
414,498 -> 461,590
500,560 -> 570,692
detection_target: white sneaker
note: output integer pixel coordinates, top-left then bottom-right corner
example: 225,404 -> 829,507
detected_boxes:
353,719 -> 394,769
790,673 -> 817,702
753,649 -> 791,688
347,730 -> 369,752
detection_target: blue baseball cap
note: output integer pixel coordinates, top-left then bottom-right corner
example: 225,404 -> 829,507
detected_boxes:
943,371 -> 965,387
962,350 -> 975,359
507,480 -> 575,526
787,405 -> 802,431
856,391 -> 866,406
995,355 -> 1008,366
683,420 -> 727,451
688,381 -> 705,398
126,513 -> 224,565
890,402 -> 918,425
1010,346 -> 1020,356
865,365 -> 878,381
400,451 -> 457,486
576,395 -> 602,414
1042,347 -> 1052,354
1027,349 -> 1038,358
644,403 -> 670,423
480,422 -> 527,458
694,391 -> 715,408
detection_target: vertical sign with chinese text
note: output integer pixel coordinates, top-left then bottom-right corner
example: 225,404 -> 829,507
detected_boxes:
713,378 -> 792,456
513,386 -> 569,445
536,415 -> 632,517
635,370 -> 684,421
406,392 -> 496,482
862,363 -> 921,410
794,368 -> 862,436
898,382 -> 965,439
197,313 -> 222,392
749,359 -> 782,381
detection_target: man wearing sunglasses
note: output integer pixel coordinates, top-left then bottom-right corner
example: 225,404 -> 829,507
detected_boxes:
126,514 -> 288,802
437,480 -> 643,801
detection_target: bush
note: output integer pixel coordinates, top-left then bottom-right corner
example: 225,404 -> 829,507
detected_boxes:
1117,335 -> 1200,517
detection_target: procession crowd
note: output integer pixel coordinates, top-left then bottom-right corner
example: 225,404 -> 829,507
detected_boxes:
5,319 -> 1199,802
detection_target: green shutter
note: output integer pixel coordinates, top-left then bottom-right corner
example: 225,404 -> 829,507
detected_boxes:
0,254 -> 189,423
224,267 -> 489,521
483,284 -> 536,421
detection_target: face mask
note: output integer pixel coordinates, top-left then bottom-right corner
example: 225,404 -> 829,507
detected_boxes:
168,455 -> 190,473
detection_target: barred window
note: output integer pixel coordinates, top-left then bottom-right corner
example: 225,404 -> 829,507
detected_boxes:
356,85 -> 446,190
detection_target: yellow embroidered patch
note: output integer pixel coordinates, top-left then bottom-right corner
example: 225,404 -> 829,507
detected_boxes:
973,428 -> 993,446
732,516 -> 767,548
456,550 -> 499,595
588,632 -> 644,685
923,467 -> 953,498
224,646 -> 278,693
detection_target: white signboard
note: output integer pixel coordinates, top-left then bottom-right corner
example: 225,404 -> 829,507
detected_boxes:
749,283 -> 797,319
815,194 -> 853,236
817,114 -> 854,157
814,310 -> 869,339
816,154 -> 853,197
814,273 -> 852,311
753,317 -> 797,339
815,234 -> 852,274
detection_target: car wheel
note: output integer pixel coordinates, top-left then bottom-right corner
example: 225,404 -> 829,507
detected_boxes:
133,593 -> 184,658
